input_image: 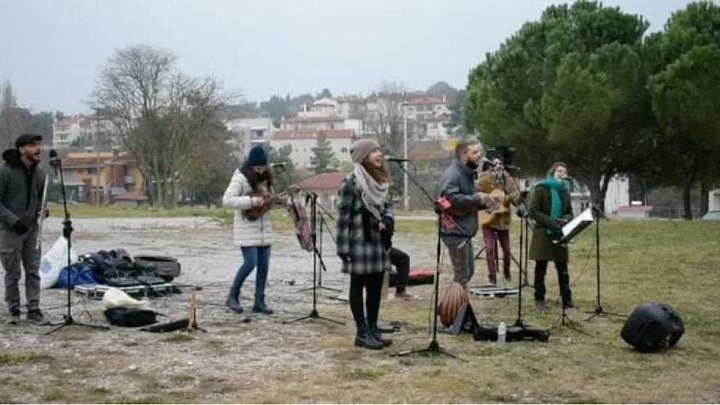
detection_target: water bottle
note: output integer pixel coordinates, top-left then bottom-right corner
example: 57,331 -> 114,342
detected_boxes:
497,321 -> 506,345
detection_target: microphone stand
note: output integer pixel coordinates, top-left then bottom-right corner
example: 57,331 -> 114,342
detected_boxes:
46,155 -> 108,334
274,165 -> 343,325
585,204 -> 626,321
388,160 -> 456,359
275,165 -> 342,294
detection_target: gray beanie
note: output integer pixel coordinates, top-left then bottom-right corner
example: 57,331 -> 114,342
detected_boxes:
350,138 -> 381,164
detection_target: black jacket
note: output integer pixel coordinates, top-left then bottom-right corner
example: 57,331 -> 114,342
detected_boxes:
0,149 -> 46,231
436,160 -> 485,238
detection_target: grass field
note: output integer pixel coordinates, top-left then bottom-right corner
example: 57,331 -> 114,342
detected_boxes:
245,218 -> 720,403
2,208 -> 719,403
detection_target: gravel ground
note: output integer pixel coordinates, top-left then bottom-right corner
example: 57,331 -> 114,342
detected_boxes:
0,216 -> 442,403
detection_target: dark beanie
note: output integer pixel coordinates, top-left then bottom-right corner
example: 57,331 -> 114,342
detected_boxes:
246,146 -> 268,167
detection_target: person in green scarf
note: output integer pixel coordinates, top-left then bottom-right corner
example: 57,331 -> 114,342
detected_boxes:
528,162 -> 575,311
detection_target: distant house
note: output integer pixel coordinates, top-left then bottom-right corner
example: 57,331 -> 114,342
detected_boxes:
60,148 -> 143,203
225,118 -> 274,157
270,129 -> 355,169
709,188 -> 720,212
290,172 -> 347,207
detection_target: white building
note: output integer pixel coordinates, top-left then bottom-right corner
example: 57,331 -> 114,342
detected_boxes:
225,118 -> 274,156
569,175 -> 630,216
53,115 -> 115,149
269,129 -> 355,169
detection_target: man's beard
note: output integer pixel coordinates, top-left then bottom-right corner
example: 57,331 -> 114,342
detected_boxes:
24,150 -> 41,164
466,160 -> 479,170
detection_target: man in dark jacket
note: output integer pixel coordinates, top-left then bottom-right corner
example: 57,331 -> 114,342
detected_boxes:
0,134 -> 47,323
436,140 -> 492,287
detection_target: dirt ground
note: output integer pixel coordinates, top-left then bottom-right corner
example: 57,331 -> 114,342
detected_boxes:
0,217 -> 442,403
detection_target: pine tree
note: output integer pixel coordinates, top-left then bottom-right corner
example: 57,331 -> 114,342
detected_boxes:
309,136 -> 340,174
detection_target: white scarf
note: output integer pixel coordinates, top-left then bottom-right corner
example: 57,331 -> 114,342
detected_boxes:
353,164 -> 389,220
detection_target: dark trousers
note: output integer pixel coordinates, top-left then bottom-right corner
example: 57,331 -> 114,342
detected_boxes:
389,247 -> 409,292
349,272 -> 384,332
533,260 -> 572,305
1,227 -> 41,313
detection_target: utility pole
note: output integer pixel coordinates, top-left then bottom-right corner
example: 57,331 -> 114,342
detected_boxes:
402,101 -> 409,210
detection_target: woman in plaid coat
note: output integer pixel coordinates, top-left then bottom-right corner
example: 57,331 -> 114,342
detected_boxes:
336,139 -> 393,350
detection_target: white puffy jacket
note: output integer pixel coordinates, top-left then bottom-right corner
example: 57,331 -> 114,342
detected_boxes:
222,169 -> 273,247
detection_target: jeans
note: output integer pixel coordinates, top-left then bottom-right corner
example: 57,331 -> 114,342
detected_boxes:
229,245 -> 271,308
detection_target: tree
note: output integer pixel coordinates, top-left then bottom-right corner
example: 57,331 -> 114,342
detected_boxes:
367,81 -> 407,157
316,88 -> 332,99
92,44 -> 230,207
426,81 -> 457,102
309,136 -> 339,174
269,144 -> 296,192
0,82 -> 26,149
648,1 -> 720,219
464,1 -> 651,211
650,45 -> 720,219
182,124 -> 239,207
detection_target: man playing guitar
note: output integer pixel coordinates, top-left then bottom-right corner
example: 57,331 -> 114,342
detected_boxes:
476,157 -> 524,285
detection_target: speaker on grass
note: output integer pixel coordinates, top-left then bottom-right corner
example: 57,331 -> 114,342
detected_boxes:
621,301 -> 684,353
448,302 -> 479,335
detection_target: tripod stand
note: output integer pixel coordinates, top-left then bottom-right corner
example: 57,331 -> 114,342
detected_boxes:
284,192 -> 343,325
46,151 -> 108,334
585,205 -> 625,321
299,214 -> 341,293
389,162 -> 455,358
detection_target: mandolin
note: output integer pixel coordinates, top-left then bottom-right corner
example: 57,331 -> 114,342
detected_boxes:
244,191 -> 287,221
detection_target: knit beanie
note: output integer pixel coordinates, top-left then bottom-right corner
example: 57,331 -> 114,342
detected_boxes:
350,138 -> 380,164
246,146 -> 268,167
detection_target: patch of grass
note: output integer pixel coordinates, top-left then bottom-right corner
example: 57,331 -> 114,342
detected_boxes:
342,366 -> 387,381
0,352 -> 54,366
163,333 -> 195,343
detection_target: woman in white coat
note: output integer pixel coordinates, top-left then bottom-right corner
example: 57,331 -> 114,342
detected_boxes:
222,146 -> 274,314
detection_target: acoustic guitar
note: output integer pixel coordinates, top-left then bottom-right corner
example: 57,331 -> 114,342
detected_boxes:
478,189 -> 510,226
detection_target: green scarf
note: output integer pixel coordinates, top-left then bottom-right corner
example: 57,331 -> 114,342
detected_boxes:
535,177 -> 568,236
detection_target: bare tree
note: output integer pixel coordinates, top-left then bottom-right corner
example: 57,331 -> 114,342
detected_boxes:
0,81 -> 26,149
92,45 -> 230,207
366,80 -> 407,156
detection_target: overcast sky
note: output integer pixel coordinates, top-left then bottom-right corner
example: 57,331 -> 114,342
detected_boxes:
0,0 -> 697,114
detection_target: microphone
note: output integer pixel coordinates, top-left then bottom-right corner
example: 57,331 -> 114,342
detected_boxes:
505,165 -> 521,171
270,162 -> 287,168
48,150 -> 61,174
384,156 -> 409,162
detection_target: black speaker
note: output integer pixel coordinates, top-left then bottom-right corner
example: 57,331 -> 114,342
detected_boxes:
621,301 -> 684,353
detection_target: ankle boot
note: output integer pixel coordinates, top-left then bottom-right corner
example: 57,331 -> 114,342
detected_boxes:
369,325 -> 392,347
354,327 -> 383,350
226,296 -> 243,313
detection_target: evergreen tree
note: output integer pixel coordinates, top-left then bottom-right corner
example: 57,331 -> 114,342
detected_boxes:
309,136 -> 340,174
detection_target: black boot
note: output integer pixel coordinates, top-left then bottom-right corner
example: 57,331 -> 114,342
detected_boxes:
369,324 -> 392,347
354,327 -> 383,350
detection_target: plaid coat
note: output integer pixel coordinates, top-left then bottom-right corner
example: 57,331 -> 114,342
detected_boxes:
335,174 -> 392,275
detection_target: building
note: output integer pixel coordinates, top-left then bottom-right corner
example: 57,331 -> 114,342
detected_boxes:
709,188 -> 720,212
59,149 -> 143,203
270,129 -> 355,169
290,172 -> 347,207
225,118 -> 274,157
53,115 -> 115,149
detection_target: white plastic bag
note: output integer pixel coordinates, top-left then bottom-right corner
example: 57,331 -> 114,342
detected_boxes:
40,237 -> 76,289
102,287 -> 152,311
